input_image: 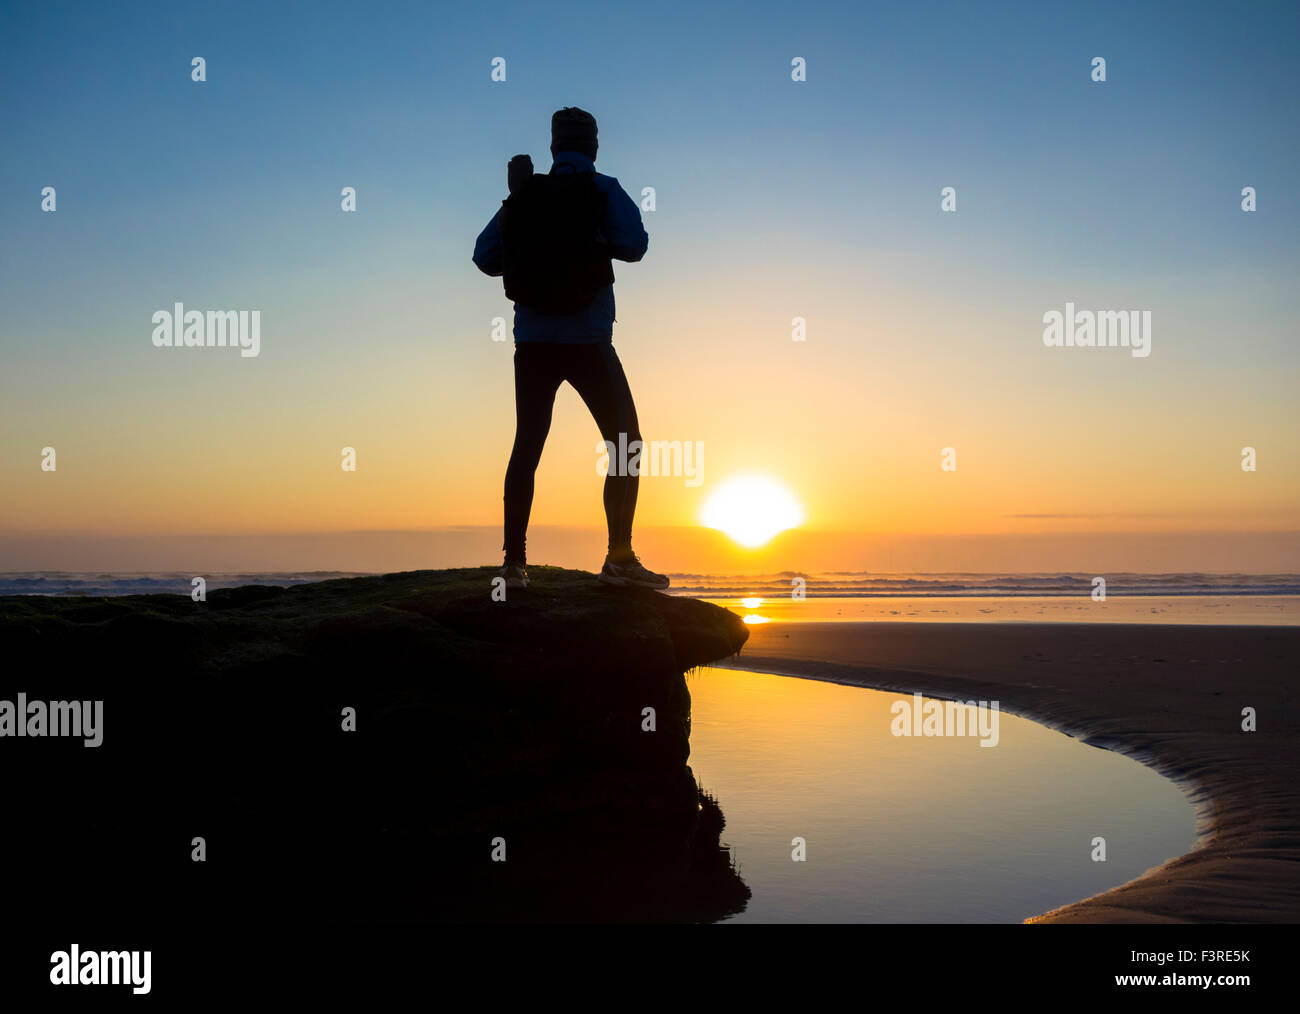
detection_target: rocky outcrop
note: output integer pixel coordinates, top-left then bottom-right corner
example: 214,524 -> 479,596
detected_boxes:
0,567 -> 751,922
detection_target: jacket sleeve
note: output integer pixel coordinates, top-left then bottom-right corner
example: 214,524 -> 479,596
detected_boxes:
472,209 -> 504,277
601,179 -> 649,263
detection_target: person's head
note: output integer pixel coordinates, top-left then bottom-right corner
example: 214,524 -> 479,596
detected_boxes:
551,106 -> 598,161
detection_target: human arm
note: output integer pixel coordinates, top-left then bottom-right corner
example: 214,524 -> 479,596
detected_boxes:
600,179 -> 649,263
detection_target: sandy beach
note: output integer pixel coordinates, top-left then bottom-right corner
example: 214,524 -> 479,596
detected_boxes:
714,620 -> 1300,923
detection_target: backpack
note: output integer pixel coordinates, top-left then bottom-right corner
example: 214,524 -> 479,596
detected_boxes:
499,170 -> 615,314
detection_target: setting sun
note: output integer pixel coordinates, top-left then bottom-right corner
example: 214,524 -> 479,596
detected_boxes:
699,476 -> 804,548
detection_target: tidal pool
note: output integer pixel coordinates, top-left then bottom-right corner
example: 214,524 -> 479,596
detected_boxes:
687,667 -> 1199,923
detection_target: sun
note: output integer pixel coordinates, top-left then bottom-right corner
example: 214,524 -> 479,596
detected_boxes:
699,475 -> 804,548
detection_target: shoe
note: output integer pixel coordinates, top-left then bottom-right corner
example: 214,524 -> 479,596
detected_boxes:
599,553 -> 670,590
501,562 -> 529,589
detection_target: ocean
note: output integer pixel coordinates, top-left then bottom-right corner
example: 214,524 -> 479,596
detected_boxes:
2,571 -> 1297,599
0,570 -> 1296,624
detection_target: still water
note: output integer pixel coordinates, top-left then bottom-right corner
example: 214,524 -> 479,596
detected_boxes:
687,667 -> 1198,923
700,595 -> 1300,625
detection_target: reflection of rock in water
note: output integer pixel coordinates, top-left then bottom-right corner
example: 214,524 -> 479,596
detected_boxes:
388,779 -> 750,924
686,788 -> 752,923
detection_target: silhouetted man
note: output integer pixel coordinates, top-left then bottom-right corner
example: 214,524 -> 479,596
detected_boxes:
473,107 -> 668,591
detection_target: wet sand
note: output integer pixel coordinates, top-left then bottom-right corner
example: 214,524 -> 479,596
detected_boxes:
712,620 -> 1300,923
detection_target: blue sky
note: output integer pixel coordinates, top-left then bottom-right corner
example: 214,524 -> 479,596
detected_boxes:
1,0 -> 1297,562
5,0 -> 1297,322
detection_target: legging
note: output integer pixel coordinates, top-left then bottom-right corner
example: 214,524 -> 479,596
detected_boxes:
503,341 -> 640,564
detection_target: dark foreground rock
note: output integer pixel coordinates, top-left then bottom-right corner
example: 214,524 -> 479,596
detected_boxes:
0,567 -> 750,923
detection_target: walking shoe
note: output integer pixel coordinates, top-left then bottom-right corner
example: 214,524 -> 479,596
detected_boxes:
501,562 -> 529,590
599,553 -> 670,590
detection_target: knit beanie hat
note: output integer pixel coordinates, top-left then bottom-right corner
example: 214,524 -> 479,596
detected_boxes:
551,107 -> 598,159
